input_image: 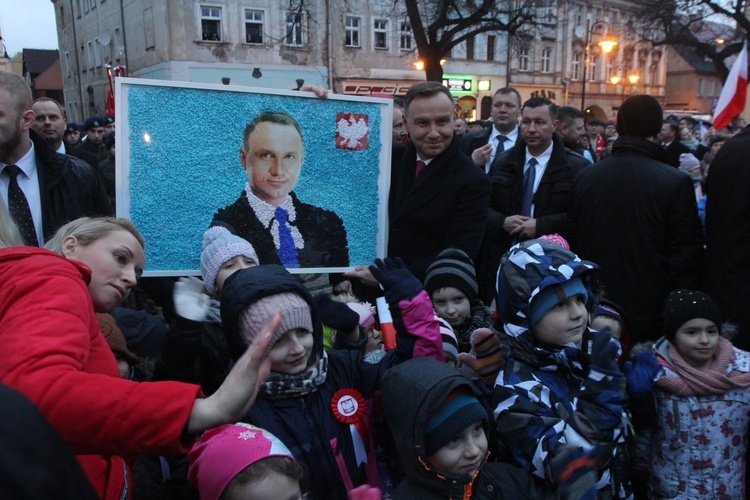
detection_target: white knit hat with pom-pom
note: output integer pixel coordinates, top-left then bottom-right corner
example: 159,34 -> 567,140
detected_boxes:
200,226 -> 260,295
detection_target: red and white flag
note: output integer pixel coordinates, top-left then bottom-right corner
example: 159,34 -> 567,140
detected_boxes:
713,42 -> 748,130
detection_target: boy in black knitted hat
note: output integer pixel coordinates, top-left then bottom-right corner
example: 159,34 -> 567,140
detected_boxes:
424,248 -> 493,354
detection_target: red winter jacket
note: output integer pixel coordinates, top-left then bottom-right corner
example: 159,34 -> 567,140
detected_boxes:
0,247 -> 202,499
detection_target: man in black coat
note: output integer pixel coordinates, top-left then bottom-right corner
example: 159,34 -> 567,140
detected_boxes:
0,71 -> 112,246
703,126 -> 750,350
460,87 -> 521,173
659,119 -> 691,168
31,98 -> 98,169
569,95 -> 703,342
477,97 -> 587,305
211,111 -> 348,269
386,82 -> 490,281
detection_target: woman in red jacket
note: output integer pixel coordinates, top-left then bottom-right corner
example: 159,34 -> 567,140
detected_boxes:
0,217 -> 278,499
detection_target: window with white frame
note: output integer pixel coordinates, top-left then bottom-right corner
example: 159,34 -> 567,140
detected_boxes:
589,55 -> 598,81
94,37 -> 102,67
541,47 -> 552,73
64,51 -> 71,77
114,27 -> 122,60
606,57 -> 614,80
519,46 -> 530,71
609,9 -> 619,30
400,20 -> 412,50
572,52 -> 581,80
697,78 -> 703,96
245,10 -> 264,44
285,12 -> 304,47
575,4 -> 583,27
101,38 -> 111,64
345,16 -> 360,47
80,45 -> 86,72
374,19 -> 388,49
86,40 -> 94,69
200,6 -> 222,41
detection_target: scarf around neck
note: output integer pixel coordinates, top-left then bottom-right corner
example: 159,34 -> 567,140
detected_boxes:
656,338 -> 750,396
259,351 -> 328,399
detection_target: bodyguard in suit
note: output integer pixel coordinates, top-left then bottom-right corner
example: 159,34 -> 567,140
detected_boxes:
476,97 -> 588,304
31,98 -> 99,169
460,87 -> 521,173
388,81 -> 491,281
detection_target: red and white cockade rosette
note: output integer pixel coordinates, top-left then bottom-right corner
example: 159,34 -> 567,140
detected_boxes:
331,388 -> 369,466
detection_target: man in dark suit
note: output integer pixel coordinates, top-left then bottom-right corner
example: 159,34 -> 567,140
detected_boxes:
460,87 -> 521,173
211,112 -> 348,269
0,71 -> 112,246
346,82 -> 491,289
476,97 -> 588,304
31,98 -> 98,168
387,82 -> 491,280
659,119 -> 691,168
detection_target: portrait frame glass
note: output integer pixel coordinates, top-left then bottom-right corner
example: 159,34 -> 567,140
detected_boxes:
115,77 -> 392,276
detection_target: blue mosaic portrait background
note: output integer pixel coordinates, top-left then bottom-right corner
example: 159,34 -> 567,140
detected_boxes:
121,82 -> 388,274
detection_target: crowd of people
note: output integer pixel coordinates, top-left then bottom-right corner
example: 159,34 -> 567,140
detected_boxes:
2,66 -> 750,499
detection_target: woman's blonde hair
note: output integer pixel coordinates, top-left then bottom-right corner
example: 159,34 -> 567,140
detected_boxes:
44,217 -> 145,255
0,202 -> 24,249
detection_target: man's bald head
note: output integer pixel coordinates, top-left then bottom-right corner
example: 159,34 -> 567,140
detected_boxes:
0,70 -> 32,116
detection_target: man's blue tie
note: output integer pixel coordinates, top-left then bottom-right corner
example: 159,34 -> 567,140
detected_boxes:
274,206 -> 300,268
520,158 -> 537,217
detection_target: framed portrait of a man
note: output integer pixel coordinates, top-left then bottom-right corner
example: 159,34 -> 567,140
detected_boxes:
115,78 -> 392,276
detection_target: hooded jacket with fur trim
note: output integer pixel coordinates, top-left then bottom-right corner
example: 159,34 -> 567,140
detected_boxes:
382,357 -> 549,499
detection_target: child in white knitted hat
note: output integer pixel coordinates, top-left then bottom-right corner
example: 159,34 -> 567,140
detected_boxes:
154,227 -> 260,396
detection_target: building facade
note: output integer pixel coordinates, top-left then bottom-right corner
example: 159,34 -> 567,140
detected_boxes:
506,0 -> 667,121
52,0 -> 666,122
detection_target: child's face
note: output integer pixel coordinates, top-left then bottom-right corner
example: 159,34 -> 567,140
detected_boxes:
216,255 -> 257,294
269,328 -> 314,374
428,421 -> 487,476
432,287 -> 471,327
226,471 -> 302,500
532,295 -> 587,346
591,316 -> 623,341
673,318 -> 720,367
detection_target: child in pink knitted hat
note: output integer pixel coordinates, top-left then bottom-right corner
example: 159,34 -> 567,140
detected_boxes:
188,423 -> 303,500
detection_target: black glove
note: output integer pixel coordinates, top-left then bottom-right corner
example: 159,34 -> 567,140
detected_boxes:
313,293 -> 360,333
369,257 -> 423,304
589,327 -> 621,374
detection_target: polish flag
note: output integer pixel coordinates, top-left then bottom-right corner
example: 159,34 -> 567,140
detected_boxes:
713,43 -> 748,130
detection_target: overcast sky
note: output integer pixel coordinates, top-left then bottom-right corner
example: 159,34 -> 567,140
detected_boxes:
0,0 -> 59,56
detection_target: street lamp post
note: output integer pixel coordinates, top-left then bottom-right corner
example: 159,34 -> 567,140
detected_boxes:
580,19 -> 617,112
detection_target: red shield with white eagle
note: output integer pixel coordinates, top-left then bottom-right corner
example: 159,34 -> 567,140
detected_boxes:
335,113 -> 369,151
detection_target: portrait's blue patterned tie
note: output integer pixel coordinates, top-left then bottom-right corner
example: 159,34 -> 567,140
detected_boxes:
520,158 -> 537,217
274,206 -> 300,268
5,165 -> 38,246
